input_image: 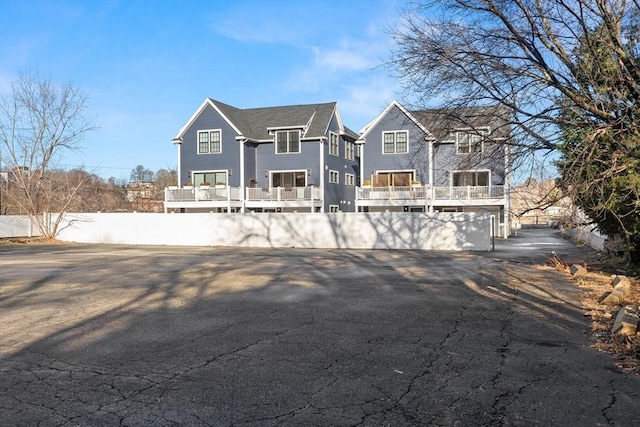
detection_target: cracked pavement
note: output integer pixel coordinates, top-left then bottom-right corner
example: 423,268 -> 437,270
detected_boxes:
1,229 -> 638,426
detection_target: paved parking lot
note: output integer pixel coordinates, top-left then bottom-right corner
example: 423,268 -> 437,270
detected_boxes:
1,229 -> 638,425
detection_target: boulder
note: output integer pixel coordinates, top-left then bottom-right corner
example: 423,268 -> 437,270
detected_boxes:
612,306 -> 639,336
570,264 -> 587,276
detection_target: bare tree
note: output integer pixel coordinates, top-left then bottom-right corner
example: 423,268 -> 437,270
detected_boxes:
390,0 -> 640,260
0,69 -> 96,238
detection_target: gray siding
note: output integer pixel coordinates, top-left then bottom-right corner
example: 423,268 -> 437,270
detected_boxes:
323,116 -> 358,212
244,143 -> 258,186
254,139 -> 322,189
362,105 -> 430,184
433,142 -> 506,186
180,105 -> 241,186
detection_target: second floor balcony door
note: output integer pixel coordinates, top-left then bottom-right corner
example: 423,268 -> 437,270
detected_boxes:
271,171 -> 306,188
373,172 -> 412,187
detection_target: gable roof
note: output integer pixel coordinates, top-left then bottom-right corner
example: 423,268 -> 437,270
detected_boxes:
173,98 -> 357,143
358,100 -> 433,140
411,105 -> 512,142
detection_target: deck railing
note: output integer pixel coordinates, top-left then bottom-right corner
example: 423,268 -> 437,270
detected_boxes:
356,185 -> 505,201
246,186 -> 321,201
433,186 -> 504,200
165,186 -> 242,202
356,186 -> 427,200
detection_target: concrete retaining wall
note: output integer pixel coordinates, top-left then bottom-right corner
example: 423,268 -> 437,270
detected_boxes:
46,212 -> 492,251
563,225 -> 607,251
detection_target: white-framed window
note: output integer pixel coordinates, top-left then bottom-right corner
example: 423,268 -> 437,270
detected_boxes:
193,171 -> 227,186
345,141 -> 354,160
452,170 -> 490,186
271,171 -> 306,187
276,130 -> 300,154
382,131 -> 408,154
329,170 -> 339,184
329,132 -> 339,156
456,129 -> 486,154
345,173 -> 355,186
329,205 -> 340,212
197,129 -> 222,154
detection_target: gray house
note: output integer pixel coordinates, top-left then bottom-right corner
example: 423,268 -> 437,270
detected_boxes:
165,98 -> 360,213
357,100 -> 511,236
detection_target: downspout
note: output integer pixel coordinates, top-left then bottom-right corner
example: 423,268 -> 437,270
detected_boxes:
319,137 -> 326,212
356,138 -> 365,212
428,138 -> 437,213
239,137 -> 246,213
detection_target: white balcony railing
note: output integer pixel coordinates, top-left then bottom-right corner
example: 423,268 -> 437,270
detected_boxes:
356,185 -> 505,201
165,186 -> 242,202
433,186 -> 504,200
356,186 -> 427,201
246,186 -> 321,201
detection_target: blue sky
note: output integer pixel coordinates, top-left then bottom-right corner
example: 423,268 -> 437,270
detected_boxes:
0,0 -> 408,181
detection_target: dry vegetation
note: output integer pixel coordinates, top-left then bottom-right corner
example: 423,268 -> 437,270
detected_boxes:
551,253 -> 640,375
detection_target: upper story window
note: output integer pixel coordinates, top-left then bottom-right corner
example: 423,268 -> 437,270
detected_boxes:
345,173 -> 355,186
329,133 -> 339,156
198,130 -> 221,154
329,170 -> 339,184
345,141 -> 354,160
276,130 -> 300,154
382,131 -> 408,154
456,129 -> 487,154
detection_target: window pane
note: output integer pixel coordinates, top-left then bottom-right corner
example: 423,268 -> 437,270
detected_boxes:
272,173 -> 281,187
383,133 -> 394,153
289,131 -> 299,153
477,172 -> 489,186
199,132 -> 209,153
277,132 -> 287,153
458,133 -> 470,153
211,131 -> 221,153
396,132 -> 407,153
295,172 -> 306,187
214,172 -> 226,185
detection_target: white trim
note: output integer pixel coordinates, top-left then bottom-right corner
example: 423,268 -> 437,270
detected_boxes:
329,169 -> 339,184
359,100 -> 433,139
381,130 -> 409,154
455,127 -> 489,154
192,169 -> 229,186
274,130 -> 301,154
345,140 -> 354,160
345,173 -> 355,186
197,129 -> 222,154
329,132 -> 339,156
269,170 -> 308,187
239,139 -> 246,212
172,98 -> 242,140
450,169 -> 491,187
319,138 -> 325,212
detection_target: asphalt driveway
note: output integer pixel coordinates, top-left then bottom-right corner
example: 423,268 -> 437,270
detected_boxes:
1,229 -> 638,426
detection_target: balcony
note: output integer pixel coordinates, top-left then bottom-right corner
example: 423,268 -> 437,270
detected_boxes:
433,185 -> 505,201
245,186 -> 322,212
164,186 -> 243,212
356,185 -> 505,208
357,185 -> 428,201
246,186 -> 321,202
164,186 -> 322,212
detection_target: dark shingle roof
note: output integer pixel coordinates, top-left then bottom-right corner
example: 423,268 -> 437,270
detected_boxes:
210,99 -> 339,141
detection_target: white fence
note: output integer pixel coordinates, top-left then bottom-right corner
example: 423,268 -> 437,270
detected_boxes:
0,212 -> 492,251
0,215 -> 39,238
